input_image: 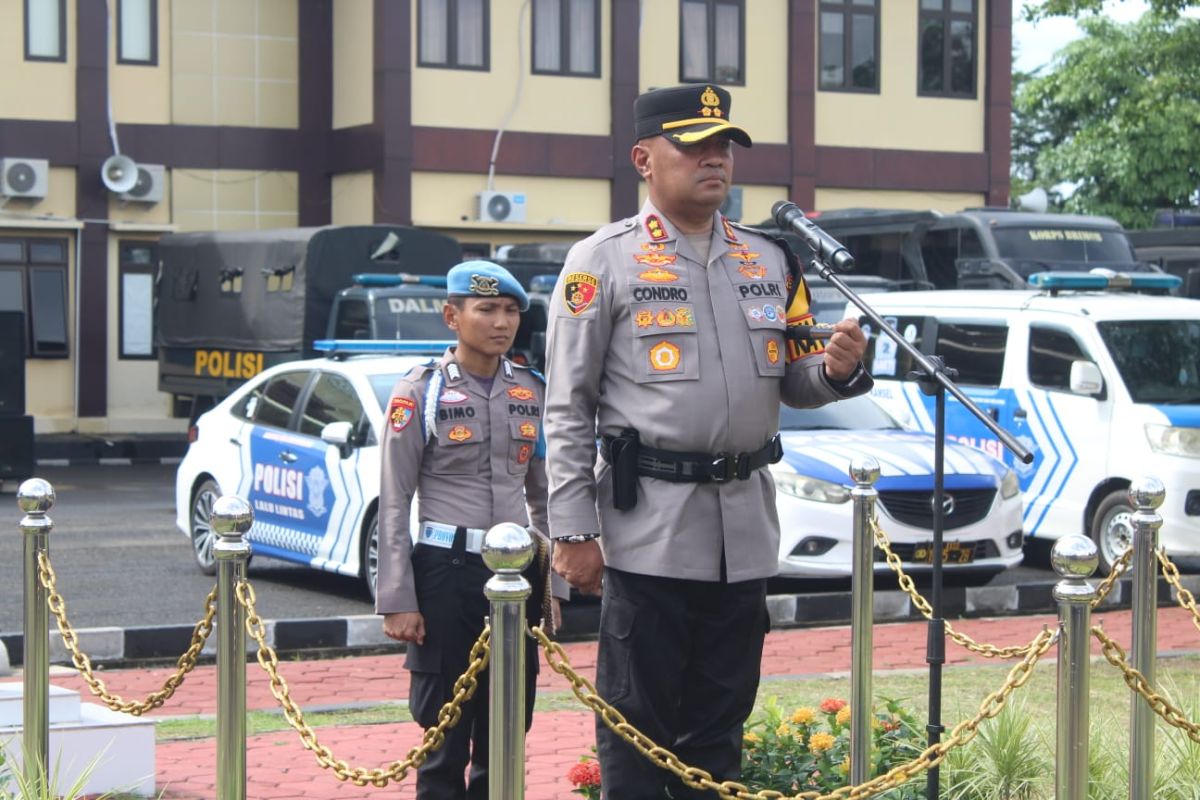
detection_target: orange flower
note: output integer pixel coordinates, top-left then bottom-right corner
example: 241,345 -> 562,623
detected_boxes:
835,706 -> 852,725
791,707 -> 816,724
567,760 -> 602,788
820,698 -> 847,714
809,732 -> 836,753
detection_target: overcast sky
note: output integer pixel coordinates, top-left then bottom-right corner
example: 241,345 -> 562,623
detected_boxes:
1012,0 -> 1156,73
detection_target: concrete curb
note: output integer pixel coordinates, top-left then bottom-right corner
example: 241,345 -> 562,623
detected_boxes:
3,573 -> 1197,668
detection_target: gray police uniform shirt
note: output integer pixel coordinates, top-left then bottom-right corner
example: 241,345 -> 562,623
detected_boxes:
544,200 -> 848,583
375,349 -> 549,614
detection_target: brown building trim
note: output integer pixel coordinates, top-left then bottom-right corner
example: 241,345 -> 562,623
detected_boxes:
787,0 -> 817,209
298,0 -> 333,226
610,0 -> 640,220
411,128 -> 612,179
75,0 -> 110,418
985,0 -> 1012,206
373,0 -> 413,225
330,125 -> 381,174
816,146 -> 990,193
0,120 -> 78,163
116,125 -> 302,170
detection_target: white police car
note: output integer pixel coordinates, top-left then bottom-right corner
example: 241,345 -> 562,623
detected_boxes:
772,394 -> 1024,578
174,340 -> 448,600
858,271 -> 1200,573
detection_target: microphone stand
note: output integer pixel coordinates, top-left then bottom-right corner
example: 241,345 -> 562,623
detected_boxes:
800,257 -> 1033,799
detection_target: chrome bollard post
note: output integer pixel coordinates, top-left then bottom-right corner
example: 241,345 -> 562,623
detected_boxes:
482,523 -> 534,800
18,478 -> 54,788
1128,477 -> 1164,800
849,456 -> 880,786
1052,534 -> 1099,800
213,496 -> 253,800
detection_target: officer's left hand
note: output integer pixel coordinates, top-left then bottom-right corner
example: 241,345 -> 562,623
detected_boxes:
822,318 -> 868,382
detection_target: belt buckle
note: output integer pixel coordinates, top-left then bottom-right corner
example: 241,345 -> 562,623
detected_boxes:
735,453 -> 752,481
710,454 -> 734,483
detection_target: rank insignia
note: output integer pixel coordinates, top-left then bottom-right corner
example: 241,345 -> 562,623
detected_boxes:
389,397 -> 416,432
649,341 -> 681,372
507,386 -> 535,401
447,425 -> 473,442
638,265 -> 679,282
646,215 -> 669,241
519,421 -> 537,439
766,339 -> 780,365
564,272 -> 599,315
738,264 -> 767,280
516,444 -> 533,465
721,216 -> 738,242
469,274 -> 500,296
730,250 -> 761,263
634,253 -> 678,269
699,86 -> 724,118
640,242 -> 667,252
439,389 -> 469,404
635,309 -> 654,328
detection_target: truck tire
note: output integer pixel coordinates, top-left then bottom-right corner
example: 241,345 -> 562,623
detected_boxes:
190,479 -> 221,576
362,514 -> 379,602
1090,489 -> 1134,576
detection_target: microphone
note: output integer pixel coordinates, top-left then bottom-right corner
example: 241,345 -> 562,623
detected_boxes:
772,201 -> 856,273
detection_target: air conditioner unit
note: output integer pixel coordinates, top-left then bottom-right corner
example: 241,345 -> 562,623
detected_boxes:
478,191 -> 527,223
118,163 -> 165,203
0,158 -> 49,200
720,186 -> 743,222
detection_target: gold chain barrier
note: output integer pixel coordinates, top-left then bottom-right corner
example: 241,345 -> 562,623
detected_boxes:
533,624 -> 1056,800
234,579 -> 487,787
869,519 -> 1111,659
1157,548 -> 1200,637
1091,623 -> 1200,744
36,550 -> 216,716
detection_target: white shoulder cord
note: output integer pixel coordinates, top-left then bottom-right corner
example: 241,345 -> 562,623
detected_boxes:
423,369 -> 443,445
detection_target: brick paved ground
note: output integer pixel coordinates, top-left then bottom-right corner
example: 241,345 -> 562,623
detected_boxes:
33,607 -> 1200,798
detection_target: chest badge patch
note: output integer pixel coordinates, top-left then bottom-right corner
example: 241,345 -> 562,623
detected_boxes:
389,397 -> 417,432
439,389 -> 469,404
721,216 -> 739,242
766,339 -> 780,365
649,341 -> 682,372
519,421 -> 538,439
635,309 -> 654,328
516,443 -> 533,465
447,425 -> 473,443
564,272 -> 599,315
637,265 -> 679,282
507,385 -> 535,401
634,253 -> 678,269
738,264 -> 767,280
646,215 -> 669,241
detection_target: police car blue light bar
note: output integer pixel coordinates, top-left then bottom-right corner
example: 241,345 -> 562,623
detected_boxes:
314,339 -> 454,354
1028,271 -> 1183,292
352,273 -> 448,288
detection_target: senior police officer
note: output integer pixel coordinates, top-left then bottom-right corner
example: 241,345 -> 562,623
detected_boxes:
544,85 -> 872,799
376,260 -> 555,800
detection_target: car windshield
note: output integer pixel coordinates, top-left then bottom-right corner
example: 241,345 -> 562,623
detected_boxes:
1097,319 -> 1200,404
372,296 -> 451,340
368,372 -> 409,412
992,228 -> 1135,272
778,395 -> 900,431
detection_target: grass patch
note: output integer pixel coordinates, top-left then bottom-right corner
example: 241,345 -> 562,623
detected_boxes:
155,703 -> 412,742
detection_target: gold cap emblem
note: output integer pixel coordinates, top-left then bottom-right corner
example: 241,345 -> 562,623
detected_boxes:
699,86 -> 723,118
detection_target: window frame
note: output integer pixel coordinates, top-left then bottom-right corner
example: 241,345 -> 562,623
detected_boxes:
678,0 -> 746,86
818,0 -> 880,94
1028,325 -> 1093,393
917,0 -> 977,99
417,0 -> 492,72
0,236 -> 70,359
24,0 -> 67,62
531,0 -> 601,78
116,0 -> 158,66
118,240 -> 158,360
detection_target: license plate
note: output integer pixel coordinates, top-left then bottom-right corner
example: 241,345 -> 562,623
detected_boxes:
912,541 -> 975,565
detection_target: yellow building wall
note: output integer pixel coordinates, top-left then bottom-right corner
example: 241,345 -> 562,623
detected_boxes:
331,172 -> 375,225
171,0 -> 299,128
111,0 -> 172,124
333,0 -> 373,129
814,0 -> 987,153
410,172 -> 610,232
0,0 -> 75,121
815,187 -> 985,213
410,1 -> 610,135
638,0 -> 789,145
172,169 -> 299,231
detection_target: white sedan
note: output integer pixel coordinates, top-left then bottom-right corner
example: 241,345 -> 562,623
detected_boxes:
772,395 -> 1025,579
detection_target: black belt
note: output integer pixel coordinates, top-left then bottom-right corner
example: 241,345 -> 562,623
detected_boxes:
601,433 -> 783,484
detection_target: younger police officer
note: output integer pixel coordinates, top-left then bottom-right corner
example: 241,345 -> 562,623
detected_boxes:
545,85 -> 871,799
376,261 -> 551,800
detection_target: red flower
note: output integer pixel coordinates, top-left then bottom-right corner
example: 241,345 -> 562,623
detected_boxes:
567,760 -> 602,788
820,698 -> 847,714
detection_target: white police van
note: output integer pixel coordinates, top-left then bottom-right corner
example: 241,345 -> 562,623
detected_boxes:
855,272 -> 1200,572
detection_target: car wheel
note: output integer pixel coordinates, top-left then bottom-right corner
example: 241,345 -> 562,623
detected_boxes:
190,479 -> 221,576
1090,489 -> 1134,575
362,514 -> 379,602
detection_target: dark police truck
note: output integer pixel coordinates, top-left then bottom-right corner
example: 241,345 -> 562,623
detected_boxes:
156,225 -> 461,421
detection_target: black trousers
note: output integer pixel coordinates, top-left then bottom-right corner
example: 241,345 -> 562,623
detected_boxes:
407,532 -> 542,800
595,568 -> 769,800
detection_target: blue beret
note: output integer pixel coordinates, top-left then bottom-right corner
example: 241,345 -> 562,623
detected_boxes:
446,260 -> 529,311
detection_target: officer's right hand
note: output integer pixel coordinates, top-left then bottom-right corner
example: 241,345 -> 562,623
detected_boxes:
553,539 -> 605,595
383,611 -> 426,645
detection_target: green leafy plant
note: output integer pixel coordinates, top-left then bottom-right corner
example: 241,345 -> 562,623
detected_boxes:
565,747 -> 601,800
740,696 -> 923,798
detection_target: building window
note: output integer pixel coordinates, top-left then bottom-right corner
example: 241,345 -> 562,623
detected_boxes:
119,241 -> 157,359
419,0 -> 490,70
680,0 -> 744,85
819,0 -> 879,92
533,0 -> 600,77
0,237 -> 69,358
25,0 -> 66,62
918,0 -> 976,98
117,0 -> 157,65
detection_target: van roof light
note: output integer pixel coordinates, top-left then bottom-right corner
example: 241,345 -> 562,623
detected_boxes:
313,339 -> 454,357
352,273 -> 448,288
1028,270 -> 1182,293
